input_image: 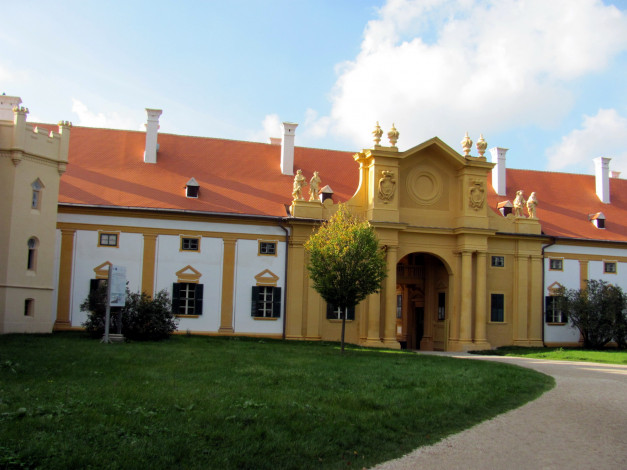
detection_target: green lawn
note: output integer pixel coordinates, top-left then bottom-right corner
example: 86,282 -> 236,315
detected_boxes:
0,333 -> 553,470
471,346 -> 627,365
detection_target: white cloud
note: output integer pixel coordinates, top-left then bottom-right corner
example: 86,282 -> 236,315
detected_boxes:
547,109 -> 627,174
71,99 -> 139,130
249,113 -> 283,143
323,0 -> 627,150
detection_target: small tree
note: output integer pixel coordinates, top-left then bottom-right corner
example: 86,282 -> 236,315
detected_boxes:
557,280 -> 626,349
305,204 -> 387,353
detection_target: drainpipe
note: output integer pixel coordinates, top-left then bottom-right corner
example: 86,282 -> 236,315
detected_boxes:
541,237 -> 556,346
280,223 -> 290,340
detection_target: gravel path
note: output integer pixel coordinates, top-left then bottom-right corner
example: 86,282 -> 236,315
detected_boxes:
372,353 -> 627,470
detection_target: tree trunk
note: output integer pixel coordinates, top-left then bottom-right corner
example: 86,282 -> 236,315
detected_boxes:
340,307 -> 347,354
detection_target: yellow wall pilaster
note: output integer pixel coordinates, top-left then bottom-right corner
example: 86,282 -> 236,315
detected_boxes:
514,254 -> 529,345
459,250 -> 473,345
141,233 -> 157,297
218,239 -> 236,333
474,251 -> 488,346
54,229 -> 75,329
382,245 -> 399,348
580,260 -> 589,290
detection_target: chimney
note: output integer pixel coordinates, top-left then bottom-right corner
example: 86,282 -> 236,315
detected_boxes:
280,122 -> 298,175
610,171 -> 621,179
593,157 -> 611,203
0,95 -> 22,121
144,108 -> 162,164
489,147 -> 508,196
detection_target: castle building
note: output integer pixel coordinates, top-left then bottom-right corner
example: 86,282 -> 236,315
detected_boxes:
1,97 -> 626,349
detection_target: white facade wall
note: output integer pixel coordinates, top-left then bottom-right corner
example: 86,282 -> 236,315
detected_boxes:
544,244 -> 627,345
232,239 -> 286,335
154,235 -> 223,333
69,230 -> 143,327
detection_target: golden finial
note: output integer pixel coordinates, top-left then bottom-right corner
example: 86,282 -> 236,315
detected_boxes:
461,132 -> 472,157
388,123 -> 399,147
476,134 -> 487,158
372,121 -> 383,146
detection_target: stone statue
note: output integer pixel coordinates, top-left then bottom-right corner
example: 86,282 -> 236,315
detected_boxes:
372,122 -> 383,146
309,171 -> 321,201
527,192 -> 538,218
292,169 -> 307,201
513,190 -> 526,217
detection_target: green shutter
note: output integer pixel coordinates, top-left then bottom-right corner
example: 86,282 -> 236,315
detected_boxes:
195,284 -> 204,316
272,287 -> 281,318
172,283 -> 181,314
251,286 -> 260,317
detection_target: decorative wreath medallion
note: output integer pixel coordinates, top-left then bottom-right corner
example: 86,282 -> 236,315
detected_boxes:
468,179 -> 485,211
406,167 -> 442,206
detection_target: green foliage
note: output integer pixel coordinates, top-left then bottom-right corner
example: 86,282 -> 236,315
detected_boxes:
557,280 -> 627,349
0,333 -> 553,470
81,287 -> 178,341
305,204 -> 387,311
470,346 -> 627,364
123,290 -> 178,341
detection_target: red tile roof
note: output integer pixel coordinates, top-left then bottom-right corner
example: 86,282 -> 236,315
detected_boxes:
488,169 -> 627,242
56,125 -> 627,243
58,126 -> 359,217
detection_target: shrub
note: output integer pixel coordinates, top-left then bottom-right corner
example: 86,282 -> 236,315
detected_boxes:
558,280 -> 626,349
81,288 -> 178,341
122,290 -> 178,341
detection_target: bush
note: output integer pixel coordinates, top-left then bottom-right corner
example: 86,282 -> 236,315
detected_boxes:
558,280 -> 626,349
123,290 -> 178,341
81,288 -> 178,341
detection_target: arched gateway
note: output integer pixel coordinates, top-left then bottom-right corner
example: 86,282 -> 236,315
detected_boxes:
287,128 -> 544,351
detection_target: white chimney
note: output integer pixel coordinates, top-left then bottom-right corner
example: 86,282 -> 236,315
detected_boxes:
490,147 -> 508,196
0,95 -> 22,121
144,108 -> 162,164
610,171 -> 621,179
593,157 -> 611,203
280,122 -> 298,175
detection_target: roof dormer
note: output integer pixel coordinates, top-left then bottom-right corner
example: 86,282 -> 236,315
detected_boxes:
186,178 -> 199,198
589,212 -> 605,229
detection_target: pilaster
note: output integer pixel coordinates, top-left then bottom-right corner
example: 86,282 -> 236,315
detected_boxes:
218,239 -> 236,333
54,229 -> 75,330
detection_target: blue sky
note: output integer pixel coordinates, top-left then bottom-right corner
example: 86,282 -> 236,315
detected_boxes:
2,0 -> 627,175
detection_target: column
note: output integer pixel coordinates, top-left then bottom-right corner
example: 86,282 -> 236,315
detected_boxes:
514,254 -> 529,345
382,246 -> 399,348
141,234 -> 157,297
219,239 -> 236,333
365,291 -> 382,345
579,260 -> 589,290
54,229 -> 75,329
474,251 -> 488,346
459,250 -> 473,344
528,255 -> 544,346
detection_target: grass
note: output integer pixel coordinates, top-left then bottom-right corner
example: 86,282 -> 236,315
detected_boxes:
0,332 -> 554,470
470,346 -> 627,365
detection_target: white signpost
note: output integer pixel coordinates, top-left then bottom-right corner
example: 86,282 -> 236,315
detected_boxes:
102,265 -> 126,343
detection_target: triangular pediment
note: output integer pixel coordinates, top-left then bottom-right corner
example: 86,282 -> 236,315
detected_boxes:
547,281 -> 564,296
176,265 -> 202,283
255,269 -> 279,286
93,261 -> 112,279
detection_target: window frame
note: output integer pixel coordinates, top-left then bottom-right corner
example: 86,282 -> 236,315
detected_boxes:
604,261 -> 617,274
24,298 -> 34,317
251,286 -> 281,319
31,179 -> 43,210
437,291 -> 446,321
258,240 -> 278,256
549,258 -> 563,271
98,232 -> 120,248
326,303 -> 356,321
491,256 -> 505,268
172,282 -> 204,317
180,236 -> 200,252
545,296 -> 566,324
490,293 -> 505,322
27,237 -> 38,271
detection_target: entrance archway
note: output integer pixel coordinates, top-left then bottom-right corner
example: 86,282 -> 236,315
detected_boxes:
396,253 -> 449,350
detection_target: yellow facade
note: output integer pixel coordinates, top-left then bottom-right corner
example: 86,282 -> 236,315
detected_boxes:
0,105 -> 70,333
289,138 -> 545,351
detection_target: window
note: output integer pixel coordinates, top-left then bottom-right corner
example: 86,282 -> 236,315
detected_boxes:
437,292 -> 446,321
251,286 -> 281,318
172,283 -> 204,316
186,178 -> 200,198
326,303 -> 355,320
181,237 -> 200,252
89,279 -> 108,310
27,237 -> 38,271
604,262 -> 617,274
259,241 -> 277,256
545,296 -> 566,323
24,298 -> 34,316
99,232 -> 119,247
491,256 -> 505,267
549,259 -> 563,271
31,179 -> 43,210
490,293 -> 504,322
396,294 -> 402,319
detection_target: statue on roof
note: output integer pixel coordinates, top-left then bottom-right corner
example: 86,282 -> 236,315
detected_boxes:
309,171 -> 321,202
373,122 -> 383,146
526,192 -> 538,219
292,169 -> 307,201
513,190 -> 526,217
